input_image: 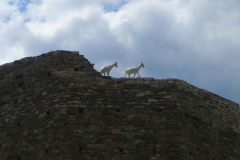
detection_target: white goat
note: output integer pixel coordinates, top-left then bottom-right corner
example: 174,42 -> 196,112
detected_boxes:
122,62 -> 145,78
100,62 -> 118,76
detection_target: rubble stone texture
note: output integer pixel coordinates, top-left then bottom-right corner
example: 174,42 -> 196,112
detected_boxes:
0,50 -> 239,160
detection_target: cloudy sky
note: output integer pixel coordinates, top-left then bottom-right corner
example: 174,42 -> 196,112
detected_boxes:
0,0 -> 240,104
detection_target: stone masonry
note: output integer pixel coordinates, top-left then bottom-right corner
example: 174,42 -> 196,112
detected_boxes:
0,50 -> 239,160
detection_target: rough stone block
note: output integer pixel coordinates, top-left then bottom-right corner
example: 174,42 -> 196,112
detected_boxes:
146,91 -> 154,96
148,98 -> 158,102
136,92 -> 145,97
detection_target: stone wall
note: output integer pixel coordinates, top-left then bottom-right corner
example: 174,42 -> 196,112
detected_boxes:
0,50 -> 239,160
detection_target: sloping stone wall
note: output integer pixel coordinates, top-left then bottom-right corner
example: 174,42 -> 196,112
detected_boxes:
0,51 -> 239,160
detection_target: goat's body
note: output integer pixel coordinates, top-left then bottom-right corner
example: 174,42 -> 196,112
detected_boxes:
123,62 -> 144,78
100,65 -> 113,76
123,67 -> 141,77
100,62 -> 117,76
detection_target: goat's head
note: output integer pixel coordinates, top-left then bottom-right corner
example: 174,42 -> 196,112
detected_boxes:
140,62 -> 145,68
114,62 -> 118,67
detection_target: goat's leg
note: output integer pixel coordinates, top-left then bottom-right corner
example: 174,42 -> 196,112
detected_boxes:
137,72 -> 141,77
107,71 -> 109,76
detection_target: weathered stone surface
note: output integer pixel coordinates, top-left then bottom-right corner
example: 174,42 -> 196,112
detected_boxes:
136,92 -> 145,97
0,50 -> 239,160
146,91 -> 154,96
148,98 -> 158,102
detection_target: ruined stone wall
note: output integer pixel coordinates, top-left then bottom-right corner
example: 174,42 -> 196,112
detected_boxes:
0,51 -> 239,160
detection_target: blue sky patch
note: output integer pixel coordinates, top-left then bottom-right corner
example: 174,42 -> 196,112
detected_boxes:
18,0 -> 31,13
8,0 -> 32,13
103,0 -> 128,12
